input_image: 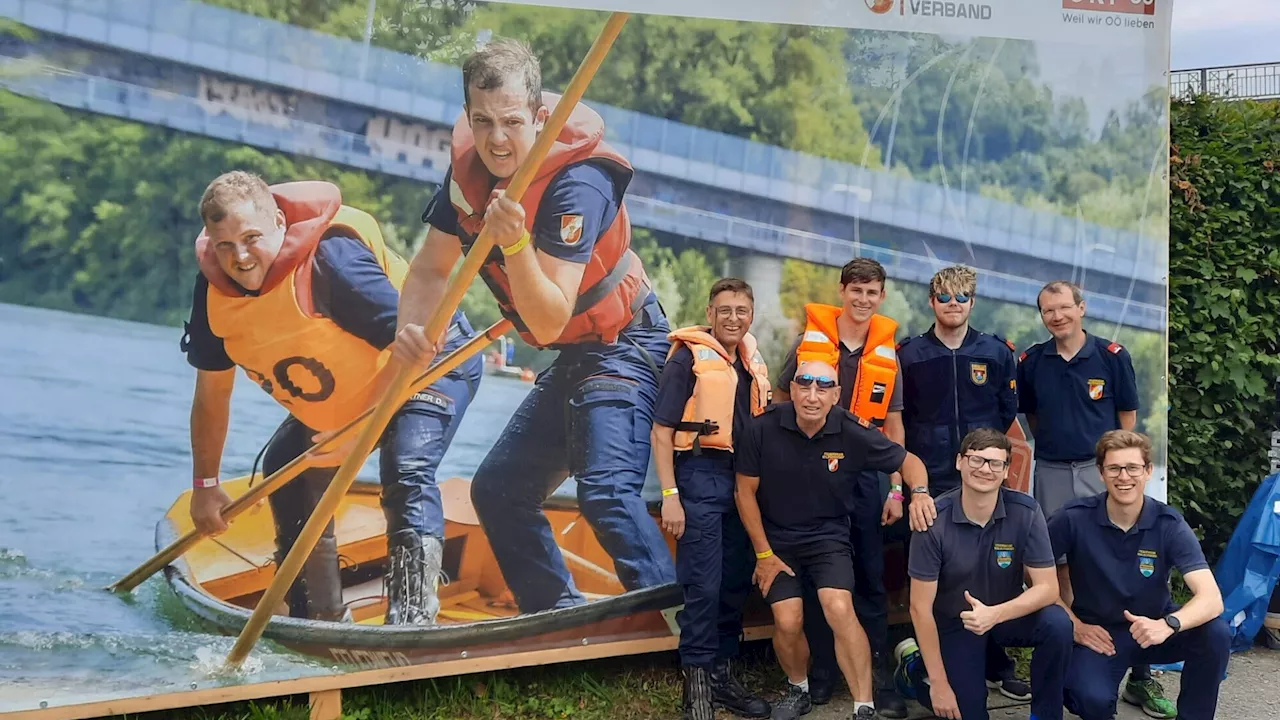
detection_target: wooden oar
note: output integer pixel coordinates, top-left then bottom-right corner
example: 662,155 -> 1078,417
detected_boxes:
223,12 -> 631,669
106,318 -> 513,594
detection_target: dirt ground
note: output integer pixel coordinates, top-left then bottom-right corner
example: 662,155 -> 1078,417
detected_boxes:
802,647 -> 1280,719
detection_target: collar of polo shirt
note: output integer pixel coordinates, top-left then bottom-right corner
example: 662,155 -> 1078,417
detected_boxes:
1093,492 -> 1159,532
778,404 -> 843,437
1045,330 -> 1098,360
950,488 -> 1008,527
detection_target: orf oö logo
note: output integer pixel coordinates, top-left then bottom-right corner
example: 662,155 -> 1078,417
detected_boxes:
865,0 -> 894,14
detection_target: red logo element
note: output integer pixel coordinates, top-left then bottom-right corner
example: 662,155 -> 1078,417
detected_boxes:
865,0 -> 894,14
828,457 -> 840,472
1062,0 -> 1155,16
560,215 -> 584,245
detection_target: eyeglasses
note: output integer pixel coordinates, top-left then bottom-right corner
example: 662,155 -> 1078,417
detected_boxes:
964,454 -> 1007,472
713,306 -> 752,320
935,293 -> 971,304
793,374 -> 837,390
1102,463 -> 1148,477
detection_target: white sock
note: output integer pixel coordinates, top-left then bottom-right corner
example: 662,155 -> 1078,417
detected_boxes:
855,701 -> 876,713
789,678 -> 810,692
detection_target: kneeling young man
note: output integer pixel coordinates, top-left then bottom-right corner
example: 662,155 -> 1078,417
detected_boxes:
908,428 -> 1072,720
736,360 -> 928,720
1050,430 -> 1230,720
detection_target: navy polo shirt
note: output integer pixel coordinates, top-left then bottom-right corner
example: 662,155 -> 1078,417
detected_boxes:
1016,331 -> 1139,462
1047,493 -> 1208,627
908,488 -> 1056,633
652,344 -> 755,470
777,334 -> 904,414
897,326 -> 1018,490
736,404 -> 906,547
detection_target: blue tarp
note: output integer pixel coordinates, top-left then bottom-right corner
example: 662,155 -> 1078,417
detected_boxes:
1214,470 -> 1280,653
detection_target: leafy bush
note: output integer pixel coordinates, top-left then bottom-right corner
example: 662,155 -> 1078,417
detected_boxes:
1167,94 -> 1280,561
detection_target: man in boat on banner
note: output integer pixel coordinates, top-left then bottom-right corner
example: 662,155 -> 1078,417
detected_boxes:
1049,430 -> 1230,720
651,277 -> 773,720
905,428 -> 1072,720
393,38 -> 675,613
181,171 -> 482,625
735,358 -> 930,720
1018,281 -> 1166,715
895,264 -> 1026,702
773,257 -> 934,717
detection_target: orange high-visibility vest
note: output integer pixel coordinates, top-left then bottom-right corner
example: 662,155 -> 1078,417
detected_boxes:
666,327 -> 771,453
796,302 -> 898,427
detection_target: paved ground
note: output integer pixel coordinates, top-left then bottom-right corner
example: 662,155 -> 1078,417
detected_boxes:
799,648 -> 1280,719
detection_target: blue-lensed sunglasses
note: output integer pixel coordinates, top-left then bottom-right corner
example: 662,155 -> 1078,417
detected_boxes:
793,373 -> 837,389
935,292 -> 971,304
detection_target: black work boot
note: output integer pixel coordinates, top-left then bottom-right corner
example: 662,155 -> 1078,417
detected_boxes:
384,530 -> 444,625
808,663 -> 834,705
710,658 -> 771,718
681,665 -> 715,720
281,535 -> 351,622
872,651 -> 908,718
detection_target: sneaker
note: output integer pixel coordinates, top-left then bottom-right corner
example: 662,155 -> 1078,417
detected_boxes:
1122,676 -> 1178,719
892,638 -> 923,701
770,683 -> 812,720
985,676 -> 1032,702
853,705 -> 878,719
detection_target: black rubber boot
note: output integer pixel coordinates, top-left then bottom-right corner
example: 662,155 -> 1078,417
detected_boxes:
682,665 -> 715,720
710,658 -> 771,718
281,535 -> 350,622
873,651 -> 908,719
384,530 -> 444,626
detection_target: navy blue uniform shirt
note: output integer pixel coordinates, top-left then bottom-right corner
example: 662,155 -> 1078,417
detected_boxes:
1017,331 -> 1140,462
776,334 -> 904,414
736,404 -> 906,547
1047,493 -> 1208,627
897,326 -> 1017,491
908,487 -> 1056,633
182,235 -> 465,371
653,345 -> 756,470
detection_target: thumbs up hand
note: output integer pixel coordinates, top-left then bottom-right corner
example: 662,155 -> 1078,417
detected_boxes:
1125,610 -> 1174,648
960,590 -> 1001,636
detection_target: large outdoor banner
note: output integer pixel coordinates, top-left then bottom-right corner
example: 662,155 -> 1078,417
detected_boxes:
0,0 -> 1171,713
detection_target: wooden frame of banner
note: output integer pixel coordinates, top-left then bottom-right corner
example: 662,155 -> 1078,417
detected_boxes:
0,629 -> 778,720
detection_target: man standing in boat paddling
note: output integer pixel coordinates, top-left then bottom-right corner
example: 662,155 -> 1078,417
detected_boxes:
651,277 -> 772,720
393,38 -> 676,613
182,171 -> 482,625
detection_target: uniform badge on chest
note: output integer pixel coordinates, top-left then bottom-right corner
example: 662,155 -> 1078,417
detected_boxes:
1088,378 -> 1106,400
994,542 -> 1014,569
824,451 -> 844,472
970,362 -> 988,386
1138,549 -> 1157,577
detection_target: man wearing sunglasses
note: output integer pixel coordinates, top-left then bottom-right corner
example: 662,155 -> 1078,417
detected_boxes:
896,265 -> 1024,700
1049,430 -> 1229,720
907,428 -> 1072,720
774,257 -> 930,717
736,359 -> 930,720
651,277 -> 772,720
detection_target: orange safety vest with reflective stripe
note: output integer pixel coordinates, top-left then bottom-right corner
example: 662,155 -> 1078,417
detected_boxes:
196,181 -> 408,433
666,327 -> 771,453
446,91 -> 651,348
795,303 -> 898,428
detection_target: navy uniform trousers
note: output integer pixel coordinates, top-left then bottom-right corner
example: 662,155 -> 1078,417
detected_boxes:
674,453 -> 754,667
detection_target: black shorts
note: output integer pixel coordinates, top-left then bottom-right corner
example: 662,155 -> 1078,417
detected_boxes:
763,538 -> 855,604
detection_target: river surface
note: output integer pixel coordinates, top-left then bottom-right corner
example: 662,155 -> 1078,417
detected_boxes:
0,302 -> 540,712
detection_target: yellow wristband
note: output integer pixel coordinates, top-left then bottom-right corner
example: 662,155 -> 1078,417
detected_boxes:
662,487 -> 679,497
501,229 -> 532,257
755,549 -> 773,560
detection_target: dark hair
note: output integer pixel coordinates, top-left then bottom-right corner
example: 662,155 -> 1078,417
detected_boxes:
707,277 -> 754,305
1095,429 -> 1153,468
462,37 -> 543,114
199,170 -> 275,226
841,257 -> 886,289
1036,280 -> 1084,311
959,428 -> 1012,461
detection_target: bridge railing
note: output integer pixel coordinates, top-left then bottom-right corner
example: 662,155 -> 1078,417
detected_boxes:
1170,63 -> 1280,101
0,61 -> 1167,331
2,0 -> 1168,288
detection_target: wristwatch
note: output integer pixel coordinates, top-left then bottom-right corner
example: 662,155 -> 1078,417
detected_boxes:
1163,614 -> 1181,634
911,487 -> 930,495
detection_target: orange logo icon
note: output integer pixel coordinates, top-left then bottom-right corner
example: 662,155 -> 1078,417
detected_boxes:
865,0 -> 894,14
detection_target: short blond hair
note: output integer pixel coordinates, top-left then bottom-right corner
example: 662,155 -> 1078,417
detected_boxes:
1095,429 -> 1152,468
930,265 -> 977,298
199,171 -> 275,226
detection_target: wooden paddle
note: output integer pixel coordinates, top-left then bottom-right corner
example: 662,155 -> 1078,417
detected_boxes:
106,318 -> 513,594
223,12 -> 631,669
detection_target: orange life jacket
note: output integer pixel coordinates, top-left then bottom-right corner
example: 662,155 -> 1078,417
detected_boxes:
446,92 -> 651,348
196,181 -> 409,432
795,303 -> 898,428
666,327 -> 771,453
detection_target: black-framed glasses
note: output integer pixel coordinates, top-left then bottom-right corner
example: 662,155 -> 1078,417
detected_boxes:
935,292 -> 971,304
964,454 -> 1007,472
793,374 -> 837,390
1102,463 -> 1149,477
